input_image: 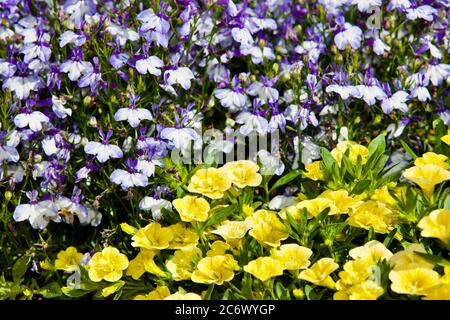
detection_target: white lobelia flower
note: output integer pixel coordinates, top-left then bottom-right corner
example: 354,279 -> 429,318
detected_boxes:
326,84 -> 360,100
352,0 -> 381,12
137,158 -> 163,177
58,30 -> 87,47
235,111 -> 269,135
241,45 -> 275,64
160,127 -> 199,150
214,88 -> 248,112
231,27 -> 254,49
135,55 -> 164,76
164,67 -> 195,90
106,23 -> 139,46
406,5 -> 437,21
381,91 -> 409,114
257,150 -> 285,176
0,163 -> 25,183
246,80 -> 279,104
60,59 -> 92,81
334,23 -> 363,50
269,195 -> 296,210
13,190 -> 60,229
0,144 -> 19,162
2,75 -> 43,100
52,95 -> 72,119
114,106 -> 153,128
410,86 -> 431,102
355,84 -> 387,106
373,38 -> 391,55
14,110 -> 49,132
387,0 -> 411,10
110,163 -> 148,190
425,63 -> 450,87
84,130 -> 123,163
139,196 -> 173,220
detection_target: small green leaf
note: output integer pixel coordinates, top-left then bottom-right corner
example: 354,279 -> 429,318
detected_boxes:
40,282 -> 62,299
270,170 -> 301,192
201,204 -> 237,230
400,140 -> 418,160
12,255 -> 30,284
352,180 -> 371,195
415,252 -> 450,266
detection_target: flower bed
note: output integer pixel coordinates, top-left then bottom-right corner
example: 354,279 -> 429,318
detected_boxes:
0,0 -> 449,300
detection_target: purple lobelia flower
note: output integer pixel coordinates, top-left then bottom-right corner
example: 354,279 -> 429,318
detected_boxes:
77,57 -> 106,93
84,129 -> 123,163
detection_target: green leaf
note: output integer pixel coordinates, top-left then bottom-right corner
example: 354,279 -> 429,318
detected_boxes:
400,140 -> 418,160
270,170 -> 301,192
12,255 -> 30,284
443,192 -> 450,210
415,252 -> 450,266
161,207 -> 180,225
367,134 -> 386,159
320,148 -> 336,173
204,284 -> 215,300
352,180 -> 371,195
40,282 -> 62,299
201,204 -> 237,230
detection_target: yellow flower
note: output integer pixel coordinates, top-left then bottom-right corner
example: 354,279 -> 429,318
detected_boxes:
187,167 -> 232,199
191,255 -> 236,285
441,130 -> 450,146
402,164 -> 450,198
389,243 -> 435,271
167,223 -> 199,249
134,286 -> 171,300
299,258 -> 339,289
389,268 -> 440,296
304,161 -> 325,181
334,280 -> 384,300
371,186 -> 397,208
414,152 -> 449,169
172,195 -> 210,222
206,241 -> 231,256
418,209 -> 450,243
164,292 -> 202,300
348,240 -> 393,263
211,220 -> 250,242
270,244 -> 312,271
126,249 -> 166,280
247,210 -> 288,247
337,258 -> 374,287
424,283 -> 450,300
242,204 -> 254,217
55,247 -> 83,272
347,200 -> 398,234
166,247 -> 202,281
222,160 -> 262,188
319,190 -> 360,214
296,198 -> 339,218
131,222 -> 173,250
243,257 -> 284,282
331,141 -> 369,165
88,247 -> 129,282
278,205 -> 302,220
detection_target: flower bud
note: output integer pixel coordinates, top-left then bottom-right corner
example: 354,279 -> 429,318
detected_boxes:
5,190 -> 12,202
293,288 -> 305,300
